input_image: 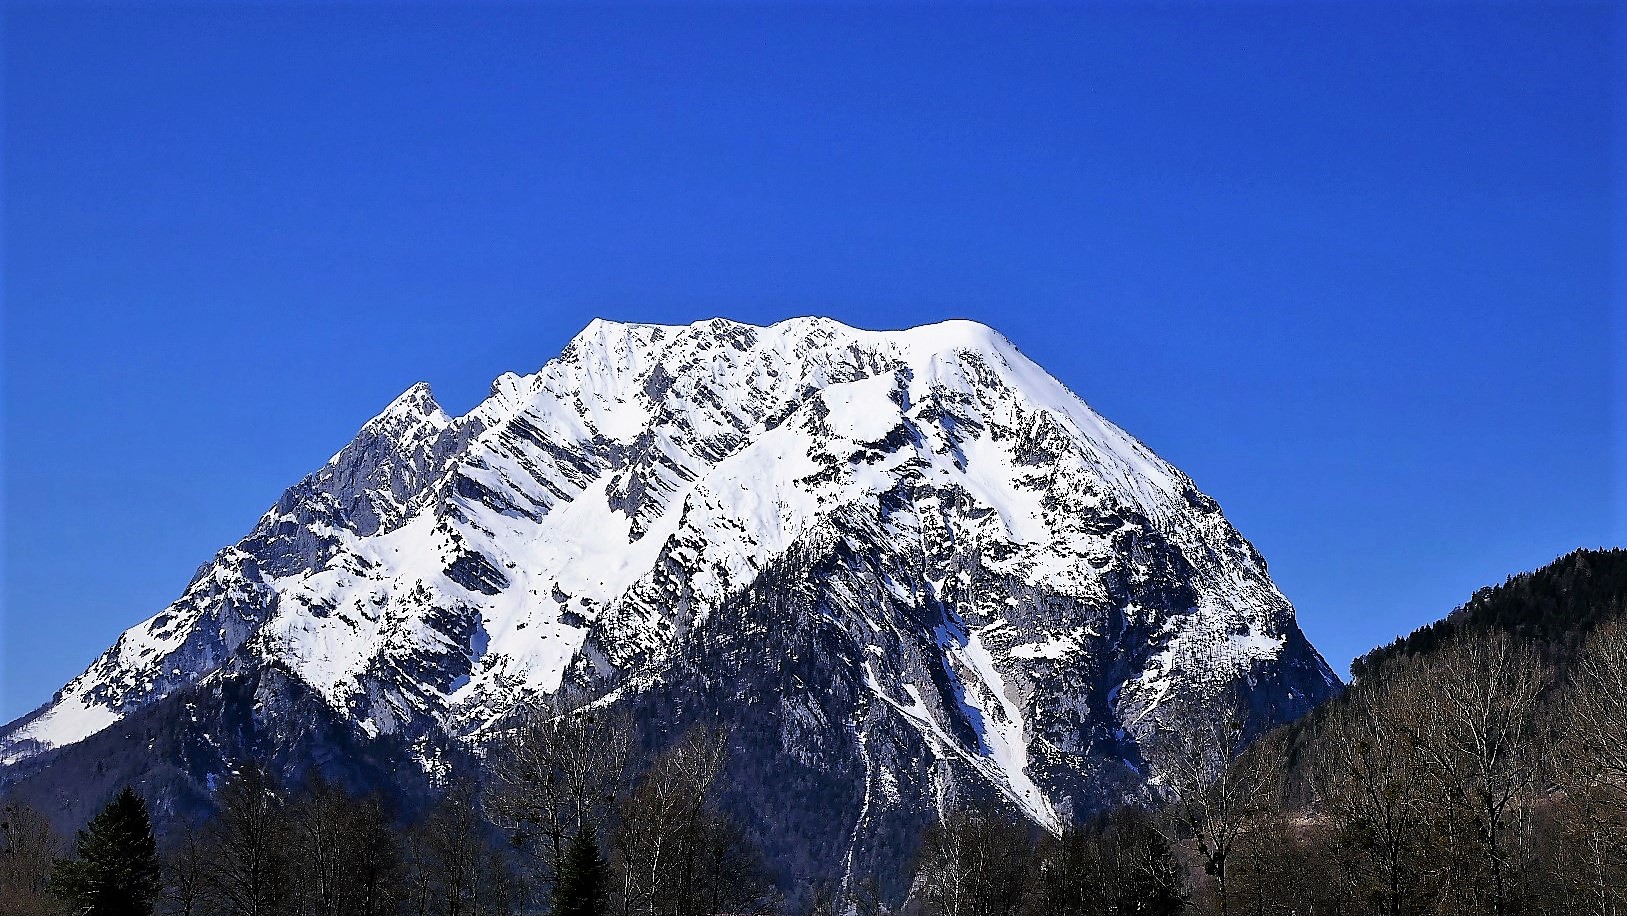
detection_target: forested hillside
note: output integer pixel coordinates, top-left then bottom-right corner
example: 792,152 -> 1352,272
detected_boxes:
1353,547 -> 1627,676
1189,547 -> 1627,915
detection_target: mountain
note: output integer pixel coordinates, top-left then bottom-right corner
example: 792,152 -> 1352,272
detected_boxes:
0,316 -> 1338,890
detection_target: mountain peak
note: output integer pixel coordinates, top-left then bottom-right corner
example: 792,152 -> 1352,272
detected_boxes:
3,314 -> 1337,879
567,315 -> 1011,352
372,381 -> 447,426
342,382 -> 451,460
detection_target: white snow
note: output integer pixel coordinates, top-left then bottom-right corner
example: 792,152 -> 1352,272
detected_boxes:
1010,634 -> 1079,660
4,693 -> 119,756
822,374 -> 903,443
953,626 -> 1060,831
1230,633 -> 1286,656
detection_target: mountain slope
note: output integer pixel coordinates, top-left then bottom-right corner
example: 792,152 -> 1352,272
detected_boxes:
1,316 -> 1338,885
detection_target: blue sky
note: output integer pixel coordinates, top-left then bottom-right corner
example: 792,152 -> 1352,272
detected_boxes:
2,3 -> 1619,721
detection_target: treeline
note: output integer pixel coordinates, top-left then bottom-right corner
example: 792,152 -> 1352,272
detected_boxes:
6,621 -> 1626,916
1352,547 -> 1627,677
2,765 -> 520,916
0,717 -> 776,916
7,550 -> 1627,916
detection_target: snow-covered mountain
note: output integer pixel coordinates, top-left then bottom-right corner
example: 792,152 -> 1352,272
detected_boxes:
1,316 -> 1337,886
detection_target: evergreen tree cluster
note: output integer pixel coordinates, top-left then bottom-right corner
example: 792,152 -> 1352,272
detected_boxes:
1353,547 -> 1627,678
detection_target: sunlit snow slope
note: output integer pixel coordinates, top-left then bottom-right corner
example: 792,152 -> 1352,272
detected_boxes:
2,317 -> 1337,840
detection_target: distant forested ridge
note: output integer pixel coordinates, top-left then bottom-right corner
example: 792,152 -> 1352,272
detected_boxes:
1353,547 -> 1627,677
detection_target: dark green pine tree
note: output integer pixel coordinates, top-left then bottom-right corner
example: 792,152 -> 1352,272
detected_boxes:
552,823 -> 607,916
52,786 -> 161,916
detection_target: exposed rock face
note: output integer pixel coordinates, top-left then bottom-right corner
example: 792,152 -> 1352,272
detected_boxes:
0,317 -> 1338,890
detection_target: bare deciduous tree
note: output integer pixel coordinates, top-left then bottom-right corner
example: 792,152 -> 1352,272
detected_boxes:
1162,699 -> 1268,916
1321,672 -> 1430,916
910,803 -> 1032,916
403,782 -> 521,916
0,796 -> 63,916
1407,631 -> 1546,916
1562,618 -> 1627,805
286,777 -> 402,916
1032,804 -> 1186,916
205,765 -> 292,916
485,700 -> 633,890
158,823 -> 211,916
611,727 -> 777,916
1544,617 -> 1627,916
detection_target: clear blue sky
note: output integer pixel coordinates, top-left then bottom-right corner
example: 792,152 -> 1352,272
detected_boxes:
3,3 -> 1620,721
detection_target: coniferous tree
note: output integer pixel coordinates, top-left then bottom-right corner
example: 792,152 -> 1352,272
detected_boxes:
552,824 -> 607,916
52,787 -> 161,916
